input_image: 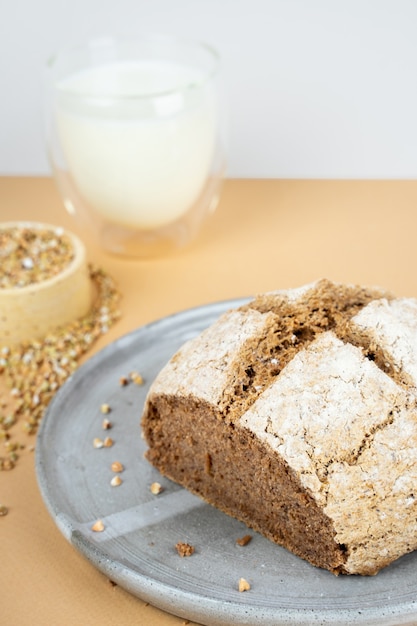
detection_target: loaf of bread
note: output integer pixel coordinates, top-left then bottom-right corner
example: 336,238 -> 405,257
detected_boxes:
141,279 -> 417,575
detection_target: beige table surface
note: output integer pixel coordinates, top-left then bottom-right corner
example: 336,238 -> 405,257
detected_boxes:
2,176 -> 417,626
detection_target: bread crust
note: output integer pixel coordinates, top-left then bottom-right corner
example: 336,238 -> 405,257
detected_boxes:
142,279 -> 417,575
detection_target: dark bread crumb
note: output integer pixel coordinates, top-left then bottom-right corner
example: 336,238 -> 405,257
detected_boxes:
175,541 -> 195,557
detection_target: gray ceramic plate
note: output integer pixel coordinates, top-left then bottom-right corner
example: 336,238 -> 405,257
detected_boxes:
36,299 -> 417,626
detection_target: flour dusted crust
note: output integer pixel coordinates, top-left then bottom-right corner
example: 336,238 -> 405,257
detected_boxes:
349,297 -> 417,387
150,308 -> 277,411
141,279 -> 417,575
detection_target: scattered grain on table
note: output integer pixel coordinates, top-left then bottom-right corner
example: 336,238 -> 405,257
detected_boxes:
0,263 -> 121,471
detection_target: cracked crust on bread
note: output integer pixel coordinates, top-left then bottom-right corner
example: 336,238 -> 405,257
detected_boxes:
142,279 -> 417,575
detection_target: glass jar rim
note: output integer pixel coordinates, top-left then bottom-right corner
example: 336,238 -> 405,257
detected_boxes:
46,34 -> 220,100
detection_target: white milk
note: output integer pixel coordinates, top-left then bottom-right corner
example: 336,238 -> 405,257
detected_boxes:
55,60 -> 217,230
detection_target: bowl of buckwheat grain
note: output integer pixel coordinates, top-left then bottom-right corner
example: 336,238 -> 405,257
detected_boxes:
0,222 -> 93,347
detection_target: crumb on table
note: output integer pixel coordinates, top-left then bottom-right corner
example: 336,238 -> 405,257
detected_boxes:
175,541 -> 195,557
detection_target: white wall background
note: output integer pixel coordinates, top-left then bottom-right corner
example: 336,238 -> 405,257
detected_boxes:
2,0 -> 417,178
